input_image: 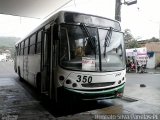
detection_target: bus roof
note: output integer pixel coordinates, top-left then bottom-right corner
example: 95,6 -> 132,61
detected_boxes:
16,11 -> 121,45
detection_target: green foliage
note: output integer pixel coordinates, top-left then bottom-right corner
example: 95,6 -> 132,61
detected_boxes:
0,37 -> 20,47
124,29 -> 160,49
124,29 -> 134,42
124,29 -> 140,49
0,37 -> 20,58
127,40 -> 140,48
147,37 -> 160,42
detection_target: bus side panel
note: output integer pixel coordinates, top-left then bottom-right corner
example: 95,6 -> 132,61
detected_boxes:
23,55 -> 28,81
27,54 -> 41,87
14,49 -> 17,73
16,55 -> 20,73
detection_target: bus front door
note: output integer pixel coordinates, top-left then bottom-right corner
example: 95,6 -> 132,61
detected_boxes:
41,27 -> 51,96
41,25 -> 57,101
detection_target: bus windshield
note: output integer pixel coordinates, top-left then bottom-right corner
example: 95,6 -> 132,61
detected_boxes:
60,24 -> 125,72
99,28 -> 125,71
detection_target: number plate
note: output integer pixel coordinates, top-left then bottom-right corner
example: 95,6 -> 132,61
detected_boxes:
76,75 -> 92,83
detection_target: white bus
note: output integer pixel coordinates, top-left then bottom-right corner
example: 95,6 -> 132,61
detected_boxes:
14,11 -> 126,102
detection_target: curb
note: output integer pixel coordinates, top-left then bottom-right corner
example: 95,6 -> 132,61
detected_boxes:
147,72 -> 160,74
127,72 -> 160,74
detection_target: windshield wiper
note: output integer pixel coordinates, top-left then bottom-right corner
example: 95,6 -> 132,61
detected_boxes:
80,23 -> 96,54
103,27 -> 113,57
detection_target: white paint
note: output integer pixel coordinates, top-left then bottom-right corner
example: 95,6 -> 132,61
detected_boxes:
147,53 -> 156,69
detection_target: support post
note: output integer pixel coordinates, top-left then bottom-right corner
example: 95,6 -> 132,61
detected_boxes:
115,0 -> 121,21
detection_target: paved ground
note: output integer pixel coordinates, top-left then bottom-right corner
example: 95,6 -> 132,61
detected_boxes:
146,68 -> 160,74
0,61 -> 160,120
0,62 -> 55,120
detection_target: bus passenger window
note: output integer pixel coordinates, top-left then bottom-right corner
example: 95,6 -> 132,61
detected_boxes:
30,34 -> 36,45
20,49 -> 23,56
36,43 -> 41,53
29,34 -> 36,54
24,47 -> 28,55
24,39 -> 29,55
16,46 -> 18,56
17,44 -> 20,56
60,28 -> 69,61
53,25 -> 58,40
36,31 -> 42,53
20,41 -> 24,55
29,45 -> 35,54
25,39 -> 29,47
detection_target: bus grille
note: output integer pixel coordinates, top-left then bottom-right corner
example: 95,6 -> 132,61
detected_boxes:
81,82 -> 115,88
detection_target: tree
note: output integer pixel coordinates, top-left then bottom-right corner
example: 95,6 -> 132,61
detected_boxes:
149,37 -> 159,42
127,40 -> 140,48
124,29 -> 140,48
124,29 -> 134,42
0,37 -> 20,59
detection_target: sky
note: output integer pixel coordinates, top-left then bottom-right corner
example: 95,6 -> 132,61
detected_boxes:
121,0 -> 160,40
0,14 -> 40,38
0,0 -> 160,40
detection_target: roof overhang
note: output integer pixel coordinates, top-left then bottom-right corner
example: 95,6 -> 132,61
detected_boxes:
0,0 -> 72,19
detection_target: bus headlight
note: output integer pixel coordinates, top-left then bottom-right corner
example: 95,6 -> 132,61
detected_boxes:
66,79 -> 72,84
72,83 -> 77,87
118,80 -> 121,84
59,76 -> 65,81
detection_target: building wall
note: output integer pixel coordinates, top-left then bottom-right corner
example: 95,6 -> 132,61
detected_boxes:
155,52 -> 160,66
147,52 -> 155,69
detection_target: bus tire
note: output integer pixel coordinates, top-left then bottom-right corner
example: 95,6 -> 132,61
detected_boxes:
18,66 -> 23,81
60,91 -> 77,113
14,66 -> 17,73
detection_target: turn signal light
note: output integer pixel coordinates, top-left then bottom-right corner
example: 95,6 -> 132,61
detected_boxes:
72,83 -> 77,87
59,76 -> 64,81
118,80 -> 121,84
117,93 -> 123,97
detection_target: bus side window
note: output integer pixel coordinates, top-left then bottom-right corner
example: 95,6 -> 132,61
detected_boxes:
24,39 -> 29,55
60,28 -> 69,61
36,30 -> 42,53
15,45 -> 18,56
29,34 -> 36,54
53,24 -> 58,40
17,44 -> 20,56
20,41 -> 24,56
17,46 -> 19,55
19,44 -> 21,56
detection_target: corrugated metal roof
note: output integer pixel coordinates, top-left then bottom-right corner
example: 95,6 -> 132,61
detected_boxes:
145,42 -> 160,52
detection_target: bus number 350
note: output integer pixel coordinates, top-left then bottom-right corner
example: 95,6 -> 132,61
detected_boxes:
76,75 -> 92,83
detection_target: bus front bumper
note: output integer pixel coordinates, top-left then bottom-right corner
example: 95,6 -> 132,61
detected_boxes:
62,83 -> 125,100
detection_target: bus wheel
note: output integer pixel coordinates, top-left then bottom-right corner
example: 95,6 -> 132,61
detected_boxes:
18,66 -> 23,81
65,93 -> 77,113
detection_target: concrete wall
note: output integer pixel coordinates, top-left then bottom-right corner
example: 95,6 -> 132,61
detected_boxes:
147,53 -> 156,69
155,52 -> 160,67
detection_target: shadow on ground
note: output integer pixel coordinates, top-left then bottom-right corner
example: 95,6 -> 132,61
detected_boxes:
17,78 -> 114,117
